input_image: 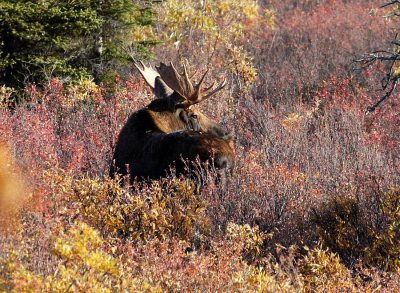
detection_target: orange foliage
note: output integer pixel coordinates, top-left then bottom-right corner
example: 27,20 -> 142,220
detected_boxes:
0,144 -> 25,232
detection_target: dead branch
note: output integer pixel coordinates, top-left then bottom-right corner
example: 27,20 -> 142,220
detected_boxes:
355,1 -> 400,114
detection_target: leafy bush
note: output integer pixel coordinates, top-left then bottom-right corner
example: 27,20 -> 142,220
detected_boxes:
152,0 -> 272,89
226,223 -> 268,262
312,187 -> 400,271
231,265 -> 296,292
0,222 -> 159,292
311,196 -> 370,265
251,0 -> 394,106
364,186 -> 400,271
299,246 -> 355,292
45,168 -> 209,242
1,221 -> 281,292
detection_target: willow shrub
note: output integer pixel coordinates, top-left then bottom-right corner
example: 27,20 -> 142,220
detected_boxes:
44,168 -> 209,242
313,186 -> 400,271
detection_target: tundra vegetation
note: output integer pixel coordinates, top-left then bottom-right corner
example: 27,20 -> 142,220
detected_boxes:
0,0 -> 400,291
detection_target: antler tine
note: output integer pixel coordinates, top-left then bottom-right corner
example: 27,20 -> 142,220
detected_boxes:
184,77 -> 226,107
134,61 -> 160,90
203,81 -> 216,92
195,69 -> 209,89
157,62 -> 194,100
182,59 -> 198,79
190,70 -> 198,79
187,68 -> 208,102
182,63 -> 194,95
169,61 -> 178,75
169,61 -> 185,84
156,61 -> 227,107
201,77 -> 227,100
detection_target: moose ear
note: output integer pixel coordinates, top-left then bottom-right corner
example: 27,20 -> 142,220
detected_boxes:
147,93 -> 183,112
154,76 -> 174,99
173,101 -> 185,110
147,98 -> 170,112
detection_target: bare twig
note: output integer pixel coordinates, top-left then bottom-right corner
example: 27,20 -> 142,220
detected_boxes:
366,77 -> 398,114
354,2 -> 400,114
381,0 -> 400,8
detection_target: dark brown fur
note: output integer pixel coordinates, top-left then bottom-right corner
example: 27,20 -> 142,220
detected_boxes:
110,91 -> 234,182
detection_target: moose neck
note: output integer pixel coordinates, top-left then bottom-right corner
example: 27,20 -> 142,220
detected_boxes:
147,109 -> 186,134
145,93 -> 188,134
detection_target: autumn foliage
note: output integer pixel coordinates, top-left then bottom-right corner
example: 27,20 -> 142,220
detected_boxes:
1,0 -> 400,291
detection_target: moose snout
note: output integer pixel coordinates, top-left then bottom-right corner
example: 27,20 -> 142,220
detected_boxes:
214,154 -> 234,187
215,154 -> 233,170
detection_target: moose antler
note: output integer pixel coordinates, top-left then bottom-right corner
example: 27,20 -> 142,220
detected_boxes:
134,61 -> 174,99
156,62 -> 226,107
134,61 -> 160,89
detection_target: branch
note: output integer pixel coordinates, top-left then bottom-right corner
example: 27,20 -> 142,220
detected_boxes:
380,0 -> 400,8
354,52 -> 400,64
354,30 -> 400,113
366,77 -> 398,114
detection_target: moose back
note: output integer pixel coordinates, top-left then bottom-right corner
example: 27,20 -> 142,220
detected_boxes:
110,61 -> 234,182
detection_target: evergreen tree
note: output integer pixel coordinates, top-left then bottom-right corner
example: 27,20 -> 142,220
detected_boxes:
0,0 -> 158,90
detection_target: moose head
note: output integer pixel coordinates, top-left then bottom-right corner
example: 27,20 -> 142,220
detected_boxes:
110,61 -> 234,183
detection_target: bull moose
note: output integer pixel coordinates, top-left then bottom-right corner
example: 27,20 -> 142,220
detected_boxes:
110,61 -> 234,182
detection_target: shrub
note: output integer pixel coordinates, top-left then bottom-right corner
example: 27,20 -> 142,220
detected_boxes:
0,85 -> 14,109
0,222 -> 159,292
312,187 -> 400,271
311,196 -> 371,265
226,223 -> 268,262
231,265 -> 296,292
299,246 -> 355,292
153,0 -> 272,90
1,221 -> 295,292
364,186 -> 400,271
251,0 -> 394,106
44,168 -> 210,242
